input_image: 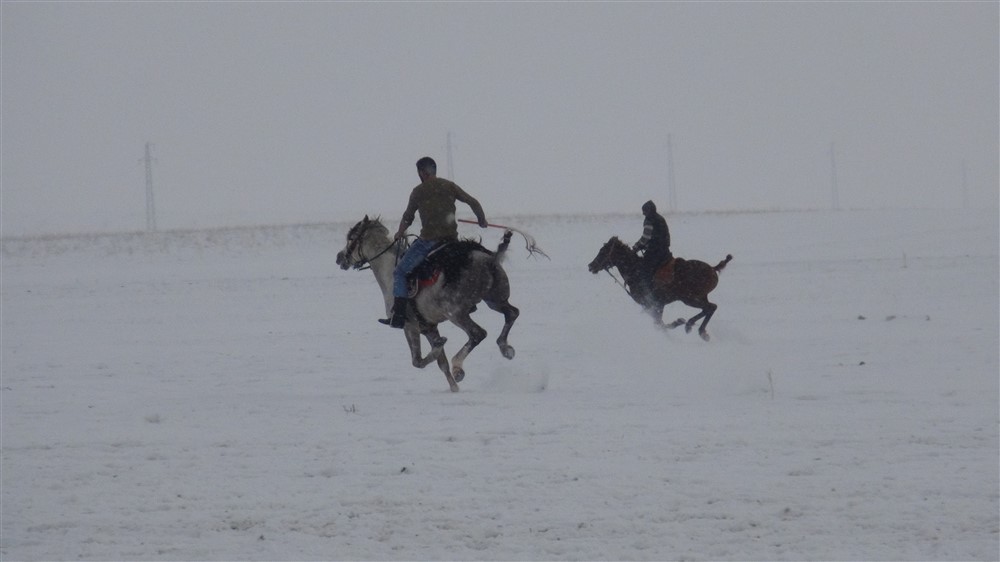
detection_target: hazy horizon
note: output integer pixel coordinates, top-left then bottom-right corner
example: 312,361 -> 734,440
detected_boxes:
3,2 -> 997,237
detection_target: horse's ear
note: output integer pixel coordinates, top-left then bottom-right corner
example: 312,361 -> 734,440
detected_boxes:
363,214 -> 369,223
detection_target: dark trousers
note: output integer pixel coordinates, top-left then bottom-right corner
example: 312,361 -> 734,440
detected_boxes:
639,250 -> 671,295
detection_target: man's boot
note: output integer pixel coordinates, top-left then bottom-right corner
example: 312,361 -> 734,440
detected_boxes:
379,297 -> 408,328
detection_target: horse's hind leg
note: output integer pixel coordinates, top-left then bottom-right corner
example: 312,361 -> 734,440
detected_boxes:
485,300 -> 519,359
683,300 -> 717,341
447,312 -> 488,382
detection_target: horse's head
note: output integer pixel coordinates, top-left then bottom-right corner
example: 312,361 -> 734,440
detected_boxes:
336,215 -> 392,270
588,236 -> 634,274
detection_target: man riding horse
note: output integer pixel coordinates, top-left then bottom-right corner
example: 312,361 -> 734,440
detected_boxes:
632,200 -> 673,303
381,156 -> 489,328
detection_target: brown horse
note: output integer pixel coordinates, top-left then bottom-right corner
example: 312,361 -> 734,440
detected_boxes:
588,237 -> 732,340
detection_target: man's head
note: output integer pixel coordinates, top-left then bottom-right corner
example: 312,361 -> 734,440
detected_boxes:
416,157 -> 437,181
642,200 -> 657,216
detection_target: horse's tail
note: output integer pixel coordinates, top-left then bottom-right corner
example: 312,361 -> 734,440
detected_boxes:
714,254 -> 733,272
494,230 -> 514,264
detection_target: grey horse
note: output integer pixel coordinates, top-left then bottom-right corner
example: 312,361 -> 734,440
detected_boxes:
336,216 -> 519,392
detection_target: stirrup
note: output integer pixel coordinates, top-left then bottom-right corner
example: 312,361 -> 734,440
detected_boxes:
378,310 -> 406,328
379,316 -> 405,328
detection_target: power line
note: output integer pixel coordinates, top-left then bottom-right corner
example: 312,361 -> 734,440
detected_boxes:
830,141 -> 840,211
666,134 -> 677,212
446,131 -> 455,181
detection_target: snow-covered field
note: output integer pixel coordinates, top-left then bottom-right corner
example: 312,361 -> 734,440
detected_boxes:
2,208 -> 997,561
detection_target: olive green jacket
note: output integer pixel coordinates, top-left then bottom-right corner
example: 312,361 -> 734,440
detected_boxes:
400,177 -> 486,241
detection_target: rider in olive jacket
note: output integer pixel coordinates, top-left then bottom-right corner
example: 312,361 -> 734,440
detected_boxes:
381,157 -> 488,328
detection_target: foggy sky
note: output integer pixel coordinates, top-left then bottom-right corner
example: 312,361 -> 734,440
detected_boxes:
2,2 -> 997,236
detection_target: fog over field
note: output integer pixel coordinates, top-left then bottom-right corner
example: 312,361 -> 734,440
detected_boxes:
2,3 -> 997,237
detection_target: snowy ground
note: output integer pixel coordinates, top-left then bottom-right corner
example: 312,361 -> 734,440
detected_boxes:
2,208 -> 997,561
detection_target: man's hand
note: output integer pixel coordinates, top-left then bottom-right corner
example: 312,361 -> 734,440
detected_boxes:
394,228 -> 406,241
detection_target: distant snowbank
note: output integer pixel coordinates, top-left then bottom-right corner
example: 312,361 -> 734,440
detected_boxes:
0,222 -> 343,260
3,208 -> 996,261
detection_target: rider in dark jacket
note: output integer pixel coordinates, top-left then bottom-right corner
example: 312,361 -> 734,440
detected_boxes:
632,200 -> 672,302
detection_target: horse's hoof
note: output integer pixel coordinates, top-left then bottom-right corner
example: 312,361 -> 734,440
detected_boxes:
500,345 -> 515,360
453,368 -> 465,382
699,331 -> 711,342
449,383 -> 460,392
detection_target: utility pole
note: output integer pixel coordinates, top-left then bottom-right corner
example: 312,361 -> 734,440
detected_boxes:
666,134 -> 677,212
446,131 -> 455,181
962,160 -> 969,209
830,141 -> 840,211
143,142 -> 157,231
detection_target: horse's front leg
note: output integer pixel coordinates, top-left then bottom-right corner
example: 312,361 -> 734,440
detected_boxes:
403,325 -> 445,369
665,317 -> 686,329
647,297 -> 685,330
422,326 -> 457,386
646,303 -> 679,330
646,303 -> 664,326
447,312 -> 487,382
404,325 -> 458,391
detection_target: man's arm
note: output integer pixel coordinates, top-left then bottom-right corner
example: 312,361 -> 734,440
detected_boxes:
633,220 -> 653,252
453,184 -> 487,228
396,191 -> 419,239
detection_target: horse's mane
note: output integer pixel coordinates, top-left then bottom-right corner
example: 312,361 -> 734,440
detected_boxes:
607,236 -> 635,256
350,215 -> 389,239
367,216 -> 389,234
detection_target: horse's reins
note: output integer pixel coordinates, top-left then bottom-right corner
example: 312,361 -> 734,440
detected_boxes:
604,267 -> 633,297
599,243 -> 634,297
348,226 -> 408,271
352,241 -> 398,271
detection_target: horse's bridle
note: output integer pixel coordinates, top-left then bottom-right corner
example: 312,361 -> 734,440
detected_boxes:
598,241 -> 634,296
344,221 -> 402,271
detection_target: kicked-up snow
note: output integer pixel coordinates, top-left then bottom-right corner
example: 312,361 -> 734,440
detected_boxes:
2,208 -> 997,560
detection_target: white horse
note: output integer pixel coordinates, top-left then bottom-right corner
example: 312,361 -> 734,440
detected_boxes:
336,216 -> 519,392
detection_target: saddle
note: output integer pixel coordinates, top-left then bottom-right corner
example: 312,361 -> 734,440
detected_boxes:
407,264 -> 442,298
651,257 -> 679,288
406,239 -> 492,298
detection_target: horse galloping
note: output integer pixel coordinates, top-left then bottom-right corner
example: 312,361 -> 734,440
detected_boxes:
336,216 -> 519,391
588,236 -> 732,340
